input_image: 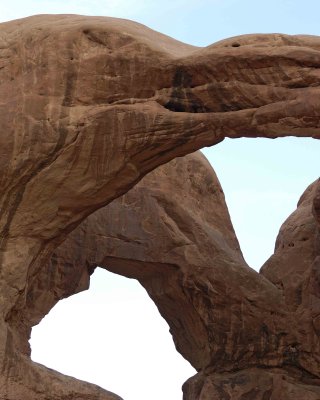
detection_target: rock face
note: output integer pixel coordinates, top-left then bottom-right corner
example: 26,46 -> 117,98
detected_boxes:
0,13 -> 320,399
27,152 -> 281,369
26,155 -> 320,400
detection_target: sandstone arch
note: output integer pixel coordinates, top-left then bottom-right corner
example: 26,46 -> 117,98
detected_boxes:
0,14 -> 320,399
23,152 -> 320,399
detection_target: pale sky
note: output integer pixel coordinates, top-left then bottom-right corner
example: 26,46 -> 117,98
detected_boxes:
1,1 -> 320,400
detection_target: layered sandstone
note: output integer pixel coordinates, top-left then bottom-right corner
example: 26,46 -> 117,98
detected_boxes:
0,14 -> 320,399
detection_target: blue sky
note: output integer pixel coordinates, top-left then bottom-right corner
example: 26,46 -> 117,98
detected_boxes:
2,1 -> 319,400
2,0 -> 320,45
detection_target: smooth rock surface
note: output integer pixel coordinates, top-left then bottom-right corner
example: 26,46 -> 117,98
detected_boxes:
0,13 -> 320,399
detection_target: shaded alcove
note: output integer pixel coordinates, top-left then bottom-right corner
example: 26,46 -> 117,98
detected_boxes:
30,267 -> 196,400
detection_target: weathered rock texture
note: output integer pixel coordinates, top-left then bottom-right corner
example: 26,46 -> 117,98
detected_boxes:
26,154 -> 320,400
0,13 -> 320,399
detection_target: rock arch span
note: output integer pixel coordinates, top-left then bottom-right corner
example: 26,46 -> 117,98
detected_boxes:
0,14 -> 320,399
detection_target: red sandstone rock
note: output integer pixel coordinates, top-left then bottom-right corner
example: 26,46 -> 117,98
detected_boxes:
25,155 -> 320,399
29,152 -> 281,371
0,14 -> 320,399
260,180 -> 320,379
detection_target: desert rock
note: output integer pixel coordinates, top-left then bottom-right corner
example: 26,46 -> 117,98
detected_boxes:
0,14 -> 320,399
24,155 -> 320,399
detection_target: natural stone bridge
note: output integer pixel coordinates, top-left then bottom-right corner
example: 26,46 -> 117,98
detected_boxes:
0,14 -> 319,399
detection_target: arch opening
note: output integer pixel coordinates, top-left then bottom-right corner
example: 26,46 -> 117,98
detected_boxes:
30,267 -> 196,400
26,139 -> 319,398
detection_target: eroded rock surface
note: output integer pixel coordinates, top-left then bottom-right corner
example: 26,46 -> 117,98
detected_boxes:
26,154 -> 320,399
0,13 -> 320,399
28,152 -> 283,371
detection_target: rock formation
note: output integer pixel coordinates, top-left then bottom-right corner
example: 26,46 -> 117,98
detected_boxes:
184,178 -> 320,400
0,13 -> 319,399
25,154 -> 320,400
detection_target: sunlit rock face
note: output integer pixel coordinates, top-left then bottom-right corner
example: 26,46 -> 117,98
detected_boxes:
0,13 -> 320,400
